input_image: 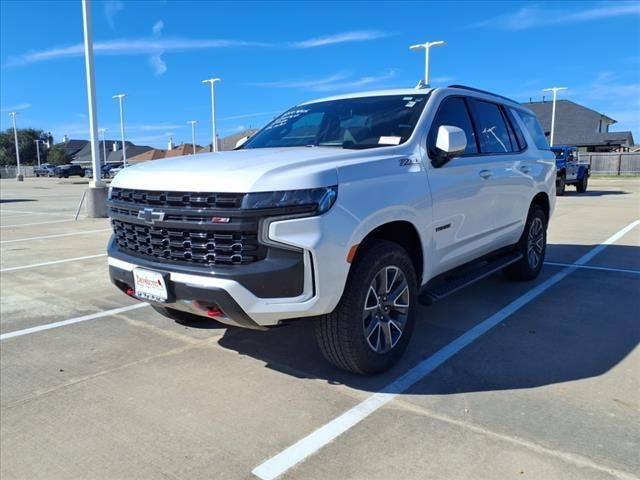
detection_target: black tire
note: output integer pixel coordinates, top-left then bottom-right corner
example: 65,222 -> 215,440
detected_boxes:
556,173 -> 566,196
80,172 -> 85,178
576,173 -> 588,193
503,205 -> 547,281
36,174 -> 40,177
315,239 -> 418,375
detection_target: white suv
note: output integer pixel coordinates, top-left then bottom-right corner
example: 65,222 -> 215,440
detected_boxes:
107,85 -> 555,374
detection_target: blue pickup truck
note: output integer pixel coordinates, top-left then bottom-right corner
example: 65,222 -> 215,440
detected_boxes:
551,146 -> 590,195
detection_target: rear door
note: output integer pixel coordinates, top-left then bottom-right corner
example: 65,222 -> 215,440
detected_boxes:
425,96 -> 498,275
467,99 -> 533,241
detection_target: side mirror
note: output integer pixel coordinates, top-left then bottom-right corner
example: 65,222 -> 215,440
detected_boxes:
432,125 -> 467,167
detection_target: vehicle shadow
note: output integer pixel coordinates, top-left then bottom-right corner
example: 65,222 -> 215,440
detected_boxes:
207,243 -> 640,394
0,199 -> 38,203
561,190 -> 628,197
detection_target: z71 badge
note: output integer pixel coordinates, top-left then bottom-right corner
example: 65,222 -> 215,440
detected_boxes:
399,158 -> 421,166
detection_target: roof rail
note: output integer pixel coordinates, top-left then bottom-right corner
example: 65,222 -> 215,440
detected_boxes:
447,85 -> 519,105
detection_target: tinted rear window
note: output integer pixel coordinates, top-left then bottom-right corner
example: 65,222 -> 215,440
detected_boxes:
515,109 -> 549,150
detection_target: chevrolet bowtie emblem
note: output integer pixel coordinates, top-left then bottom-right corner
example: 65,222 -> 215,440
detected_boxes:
137,208 -> 165,224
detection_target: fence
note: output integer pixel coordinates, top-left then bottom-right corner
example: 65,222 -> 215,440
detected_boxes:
579,152 -> 640,176
0,166 -> 36,178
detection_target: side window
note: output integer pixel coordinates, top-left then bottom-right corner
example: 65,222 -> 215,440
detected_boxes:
428,97 -> 478,155
504,107 -> 528,150
471,100 -> 514,153
515,109 -> 550,150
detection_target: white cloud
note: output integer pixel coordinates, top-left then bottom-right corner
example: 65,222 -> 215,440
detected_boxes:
0,103 -> 32,113
149,53 -> 167,75
248,71 -> 397,92
152,20 -> 164,36
292,30 -> 390,48
104,0 -> 124,30
6,30 -> 390,66
474,3 -> 640,30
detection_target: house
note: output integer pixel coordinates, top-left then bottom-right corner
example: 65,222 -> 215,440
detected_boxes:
165,143 -> 202,157
105,145 -> 154,164
58,137 -> 89,160
197,129 -> 260,153
128,148 -> 167,163
72,140 -> 133,165
523,99 -> 635,152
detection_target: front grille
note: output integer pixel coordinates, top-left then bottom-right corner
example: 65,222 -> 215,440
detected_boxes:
108,188 -> 267,267
110,187 -> 244,209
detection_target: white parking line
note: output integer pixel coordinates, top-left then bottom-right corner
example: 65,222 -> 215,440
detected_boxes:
0,303 -> 149,340
252,219 -> 640,480
545,261 -> 640,275
2,219 -> 75,228
0,253 -> 107,272
0,209 -> 71,216
0,228 -> 111,244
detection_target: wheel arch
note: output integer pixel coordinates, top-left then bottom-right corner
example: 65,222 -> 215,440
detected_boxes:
531,191 -> 550,224
353,220 -> 424,285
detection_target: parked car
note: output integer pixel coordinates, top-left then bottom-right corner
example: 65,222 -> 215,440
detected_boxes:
551,146 -> 590,195
34,163 -> 56,177
102,162 -> 123,179
106,85 -> 555,374
54,164 -> 85,178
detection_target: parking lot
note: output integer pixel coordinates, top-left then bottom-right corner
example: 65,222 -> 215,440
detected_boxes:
1,176 -> 638,480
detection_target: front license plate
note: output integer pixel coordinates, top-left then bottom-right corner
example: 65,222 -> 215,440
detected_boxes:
133,268 -> 168,302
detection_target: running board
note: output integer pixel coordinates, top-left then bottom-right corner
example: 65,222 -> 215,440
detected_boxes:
419,252 -> 523,305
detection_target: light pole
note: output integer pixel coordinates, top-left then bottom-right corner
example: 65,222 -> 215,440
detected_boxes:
82,0 -> 107,216
202,78 -> 221,152
113,93 -> 127,166
543,87 -> 568,147
9,112 -> 22,181
34,139 -> 42,167
188,120 -> 198,155
99,127 -> 107,167
409,40 -> 446,87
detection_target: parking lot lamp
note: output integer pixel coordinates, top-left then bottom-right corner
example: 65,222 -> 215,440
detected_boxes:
543,87 -> 568,147
202,78 -> 221,152
188,120 -> 198,155
113,93 -> 128,166
82,0 -> 107,216
9,112 -> 23,181
409,40 -> 446,87
34,139 -> 42,167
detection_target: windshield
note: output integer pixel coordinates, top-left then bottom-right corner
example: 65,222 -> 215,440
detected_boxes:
242,94 -> 430,150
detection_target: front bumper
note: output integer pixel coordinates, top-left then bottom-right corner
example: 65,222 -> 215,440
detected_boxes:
107,201 -> 359,328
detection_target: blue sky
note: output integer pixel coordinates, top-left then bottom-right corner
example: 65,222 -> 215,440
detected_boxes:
1,0 -> 639,148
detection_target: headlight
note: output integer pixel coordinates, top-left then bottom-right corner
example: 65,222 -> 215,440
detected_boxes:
241,186 -> 337,214
107,186 -> 113,200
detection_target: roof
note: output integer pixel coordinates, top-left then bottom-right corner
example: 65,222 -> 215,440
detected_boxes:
164,144 -> 202,157
523,99 -> 633,147
128,148 -> 167,163
57,139 -> 88,158
106,145 -> 154,163
72,140 -> 131,164
219,129 -> 259,151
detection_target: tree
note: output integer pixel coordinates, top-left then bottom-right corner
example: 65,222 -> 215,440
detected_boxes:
0,128 -> 46,166
46,144 -> 71,166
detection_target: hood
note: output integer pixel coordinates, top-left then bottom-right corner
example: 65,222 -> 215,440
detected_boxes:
110,146 -> 401,192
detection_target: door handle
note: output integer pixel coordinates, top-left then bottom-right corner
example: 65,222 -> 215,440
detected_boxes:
519,165 -> 531,174
479,169 -> 493,179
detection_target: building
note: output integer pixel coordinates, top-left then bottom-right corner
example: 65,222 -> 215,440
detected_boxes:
165,143 -> 202,157
105,145 -> 154,163
71,140 -> 133,165
128,148 -> 167,163
523,99 -> 635,152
